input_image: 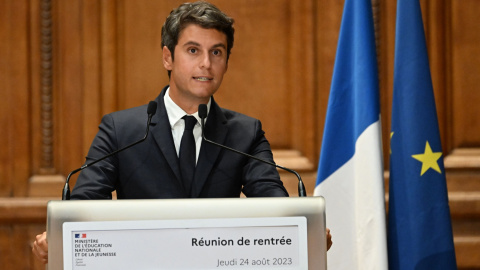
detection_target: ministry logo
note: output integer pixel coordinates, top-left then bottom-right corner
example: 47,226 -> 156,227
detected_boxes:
75,233 -> 87,238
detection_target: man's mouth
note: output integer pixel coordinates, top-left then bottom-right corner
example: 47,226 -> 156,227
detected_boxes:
193,77 -> 212,81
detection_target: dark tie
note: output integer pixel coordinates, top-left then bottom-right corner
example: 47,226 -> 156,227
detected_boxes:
179,115 -> 197,197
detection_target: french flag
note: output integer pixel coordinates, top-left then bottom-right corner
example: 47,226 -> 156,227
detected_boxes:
314,0 -> 388,269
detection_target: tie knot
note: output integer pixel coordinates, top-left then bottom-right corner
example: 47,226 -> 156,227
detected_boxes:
183,115 -> 197,131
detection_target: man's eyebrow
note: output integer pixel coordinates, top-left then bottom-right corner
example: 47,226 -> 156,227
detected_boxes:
182,41 -> 227,50
182,41 -> 201,47
211,43 -> 227,50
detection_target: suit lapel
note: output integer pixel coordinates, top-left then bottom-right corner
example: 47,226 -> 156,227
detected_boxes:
151,87 -> 183,189
191,98 -> 228,198
150,88 -> 227,198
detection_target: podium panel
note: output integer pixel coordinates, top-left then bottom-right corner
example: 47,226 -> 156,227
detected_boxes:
47,197 -> 326,270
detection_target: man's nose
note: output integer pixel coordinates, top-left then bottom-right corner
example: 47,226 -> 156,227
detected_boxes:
200,53 -> 211,68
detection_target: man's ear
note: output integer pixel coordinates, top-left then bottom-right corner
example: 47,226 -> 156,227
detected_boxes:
162,46 -> 173,71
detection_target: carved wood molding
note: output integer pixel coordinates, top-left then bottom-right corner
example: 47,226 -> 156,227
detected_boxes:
273,150 -> 315,172
40,0 -> 54,173
444,148 -> 480,169
0,198 -> 50,224
28,0 -> 65,197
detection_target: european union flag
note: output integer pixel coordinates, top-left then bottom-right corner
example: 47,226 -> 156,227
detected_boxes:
388,0 -> 457,269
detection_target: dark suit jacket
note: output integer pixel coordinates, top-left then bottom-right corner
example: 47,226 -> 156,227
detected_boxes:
71,86 -> 289,199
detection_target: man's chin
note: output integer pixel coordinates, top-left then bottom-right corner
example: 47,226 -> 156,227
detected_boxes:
190,87 -> 218,100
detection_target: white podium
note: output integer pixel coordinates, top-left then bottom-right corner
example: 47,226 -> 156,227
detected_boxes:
47,197 -> 326,270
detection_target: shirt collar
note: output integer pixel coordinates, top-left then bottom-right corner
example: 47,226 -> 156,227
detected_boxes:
164,87 -> 211,128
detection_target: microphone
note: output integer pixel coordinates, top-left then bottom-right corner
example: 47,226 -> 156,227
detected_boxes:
198,104 -> 306,197
61,101 -> 158,200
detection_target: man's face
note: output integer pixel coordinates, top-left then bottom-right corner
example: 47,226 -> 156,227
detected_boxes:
163,24 -> 228,108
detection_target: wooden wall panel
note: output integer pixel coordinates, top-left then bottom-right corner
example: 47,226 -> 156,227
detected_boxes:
451,0 -> 480,148
9,0 -> 32,197
215,0 -> 292,149
116,0 -> 169,109
54,0 -> 84,175
0,0 -> 31,197
80,0 -> 102,157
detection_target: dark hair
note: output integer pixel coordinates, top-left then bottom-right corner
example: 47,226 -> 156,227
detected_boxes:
161,1 -> 235,76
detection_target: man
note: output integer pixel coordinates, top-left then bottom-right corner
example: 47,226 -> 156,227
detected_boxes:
33,1 -> 331,263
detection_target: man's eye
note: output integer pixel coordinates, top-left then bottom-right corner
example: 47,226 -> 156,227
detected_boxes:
189,48 -> 197,53
212,50 -> 221,56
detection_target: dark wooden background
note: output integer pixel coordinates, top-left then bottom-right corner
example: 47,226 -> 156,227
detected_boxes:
1,0 -> 479,268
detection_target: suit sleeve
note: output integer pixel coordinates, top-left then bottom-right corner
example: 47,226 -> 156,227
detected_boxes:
241,119 -> 289,197
70,114 -> 118,199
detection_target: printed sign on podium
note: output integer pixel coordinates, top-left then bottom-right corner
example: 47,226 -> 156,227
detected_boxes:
63,217 -> 308,269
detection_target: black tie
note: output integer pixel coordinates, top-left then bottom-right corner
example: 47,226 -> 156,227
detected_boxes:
179,115 -> 197,197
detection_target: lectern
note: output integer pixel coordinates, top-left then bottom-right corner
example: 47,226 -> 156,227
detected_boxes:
47,197 -> 326,270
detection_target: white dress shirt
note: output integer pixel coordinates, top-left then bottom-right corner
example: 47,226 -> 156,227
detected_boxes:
163,87 -> 211,164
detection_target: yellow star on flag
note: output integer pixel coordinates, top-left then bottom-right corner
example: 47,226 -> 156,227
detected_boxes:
390,132 -> 394,154
411,141 -> 443,176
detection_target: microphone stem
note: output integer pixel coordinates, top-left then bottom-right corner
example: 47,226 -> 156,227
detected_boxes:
200,118 -> 306,197
82,116 -> 152,170
61,116 -> 153,200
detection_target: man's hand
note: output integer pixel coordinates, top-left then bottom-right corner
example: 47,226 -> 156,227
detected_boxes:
326,228 -> 332,251
32,231 -> 48,264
